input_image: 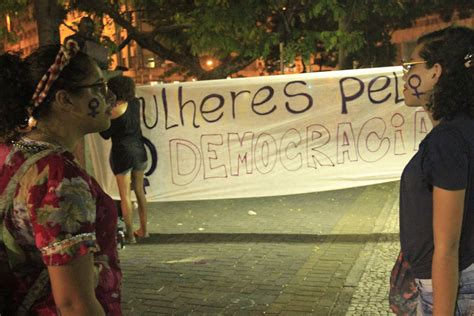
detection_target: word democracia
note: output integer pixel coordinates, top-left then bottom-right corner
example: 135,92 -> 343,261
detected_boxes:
168,111 -> 430,186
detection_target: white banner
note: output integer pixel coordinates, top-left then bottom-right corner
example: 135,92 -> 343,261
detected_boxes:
87,66 -> 432,201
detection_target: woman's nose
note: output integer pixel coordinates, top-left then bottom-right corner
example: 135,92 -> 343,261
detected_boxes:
402,71 -> 407,82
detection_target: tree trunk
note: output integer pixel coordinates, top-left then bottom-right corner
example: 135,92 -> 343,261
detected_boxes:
34,0 -> 62,46
279,42 -> 284,74
337,14 -> 353,70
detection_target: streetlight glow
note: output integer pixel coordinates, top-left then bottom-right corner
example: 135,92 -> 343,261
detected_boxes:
6,14 -> 11,32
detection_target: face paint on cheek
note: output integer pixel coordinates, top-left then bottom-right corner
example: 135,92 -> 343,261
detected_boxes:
408,74 -> 425,99
88,98 -> 100,118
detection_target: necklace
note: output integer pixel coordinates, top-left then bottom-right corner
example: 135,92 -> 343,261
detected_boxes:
12,137 -> 63,153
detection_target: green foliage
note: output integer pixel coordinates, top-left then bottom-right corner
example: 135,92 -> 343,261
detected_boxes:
126,0 -> 473,75
0,0 -> 28,13
3,0 -> 474,77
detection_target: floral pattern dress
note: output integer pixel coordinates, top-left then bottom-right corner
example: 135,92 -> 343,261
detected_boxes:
0,141 -> 121,315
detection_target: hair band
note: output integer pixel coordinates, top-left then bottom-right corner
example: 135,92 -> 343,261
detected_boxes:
30,40 -> 80,107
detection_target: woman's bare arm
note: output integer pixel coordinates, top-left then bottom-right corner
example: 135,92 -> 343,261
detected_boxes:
48,253 -> 105,316
432,186 -> 465,315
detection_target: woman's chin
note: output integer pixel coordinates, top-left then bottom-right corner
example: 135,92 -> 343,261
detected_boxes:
100,120 -> 111,131
404,102 -> 422,107
403,98 -> 423,108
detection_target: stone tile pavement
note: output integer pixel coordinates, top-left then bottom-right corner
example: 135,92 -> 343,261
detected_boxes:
119,181 -> 401,315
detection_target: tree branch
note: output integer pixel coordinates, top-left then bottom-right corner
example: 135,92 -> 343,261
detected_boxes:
116,35 -> 132,51
202,55 -> 256,80
77,0 -> 198,70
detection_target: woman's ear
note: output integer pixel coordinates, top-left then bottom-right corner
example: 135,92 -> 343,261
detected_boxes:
430,63 -> 443,85
54,89 -> 73,110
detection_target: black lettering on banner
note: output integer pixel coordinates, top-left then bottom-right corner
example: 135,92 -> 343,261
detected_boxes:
142,136 -> 158,176
144,72 -> 406,130
231,90 -> 251,119
368,76 -> 391,104
178,86 -> 200,128
87,98 -> 100,117
393,72 -> 405,104
139,96 -> 159,130
251,86 -> 276,115
339,77 -> 364,114
141,136 -> 158,194
284,81 -> 313,114
160,89 -> 178,130
200,94 -> 225,123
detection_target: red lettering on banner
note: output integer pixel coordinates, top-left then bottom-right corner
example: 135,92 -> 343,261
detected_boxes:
228,132 -> 254,176
357,117 -> 390,163
306,124 -> 335,169
337,123 -> 358,164
201,134 -> 227,179
169,114 -> 426,185
391,113 -> 406,155
254,133 -> 278,174
414,110 -> 432,150
169,139 -> 201,186
280,129 -> 303,171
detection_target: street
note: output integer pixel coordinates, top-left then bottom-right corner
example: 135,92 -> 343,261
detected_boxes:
120,181 -> 400,315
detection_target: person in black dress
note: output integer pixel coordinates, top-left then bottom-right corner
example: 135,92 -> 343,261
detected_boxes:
100,76 -> 148,243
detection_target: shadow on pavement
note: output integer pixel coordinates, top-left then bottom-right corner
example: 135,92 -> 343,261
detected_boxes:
133,232 -> 399,244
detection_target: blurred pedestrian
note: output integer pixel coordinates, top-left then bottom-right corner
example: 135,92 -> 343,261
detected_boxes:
64,16 -> 109,69
64,16 -> 97,50
100,76 -> 149,244
0,40 -> 121,315
394,26 -> 474,314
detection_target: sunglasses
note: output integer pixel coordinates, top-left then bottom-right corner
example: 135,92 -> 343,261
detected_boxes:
72,81 -> 108,96
402,60 -> 427,74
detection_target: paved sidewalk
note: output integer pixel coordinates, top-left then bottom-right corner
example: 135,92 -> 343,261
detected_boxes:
346,191 -> 399,314
119,181 -> 400,315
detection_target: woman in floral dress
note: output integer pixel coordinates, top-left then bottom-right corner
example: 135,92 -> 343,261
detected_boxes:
0,41 -> 121,315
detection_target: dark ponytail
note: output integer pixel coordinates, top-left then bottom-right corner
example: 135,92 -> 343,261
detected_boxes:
0,53 -> 33,142
107,76 -> 136,102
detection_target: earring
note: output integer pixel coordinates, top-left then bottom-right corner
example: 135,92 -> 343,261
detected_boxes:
465,53 -> 473,69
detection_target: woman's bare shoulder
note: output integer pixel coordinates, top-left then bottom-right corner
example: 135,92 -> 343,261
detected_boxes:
111,101 -> 128,119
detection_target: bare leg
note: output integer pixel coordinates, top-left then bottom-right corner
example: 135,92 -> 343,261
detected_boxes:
115,173 -> 134,241
132,169 -> 148,237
